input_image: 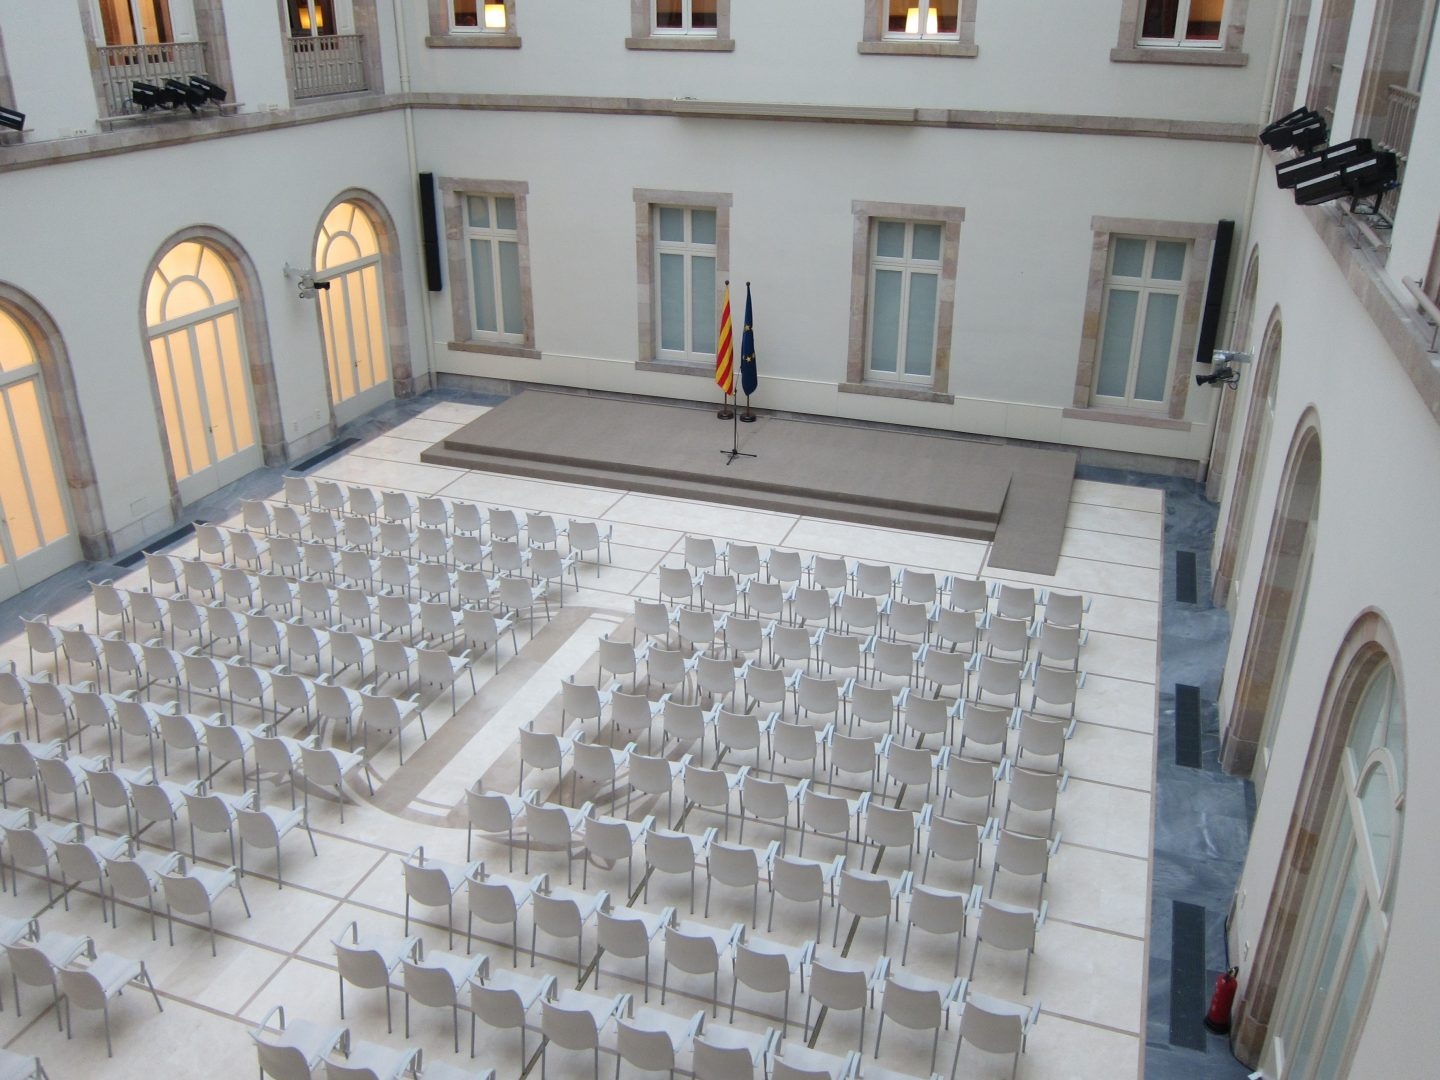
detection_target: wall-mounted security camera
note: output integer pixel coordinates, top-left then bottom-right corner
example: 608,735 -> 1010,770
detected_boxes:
296,271 -> 331,300
1211,349 -> 1254,365
1196,365 -> 1240,388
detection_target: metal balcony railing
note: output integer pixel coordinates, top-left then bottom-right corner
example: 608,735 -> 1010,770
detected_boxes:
291,34 -> 367,98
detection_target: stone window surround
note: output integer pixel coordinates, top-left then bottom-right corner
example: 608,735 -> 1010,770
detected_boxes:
858,0 -> 979,58
1111,0 -> 1250,66
844,199 -> 964,404
1068,215 -> 1218,422
627,0 -> 734,52
279,0 -> 385,101
439,177 -> 539,360
74,0 -> 239,122
0,285 -> 110,560
1205,244 -> 1261,503
426,0 -> 521,48
1230,611 -> 1400,1064
633,188 -> 732,376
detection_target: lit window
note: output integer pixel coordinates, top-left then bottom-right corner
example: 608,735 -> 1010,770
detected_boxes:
290,0 -> 336,37
1093,237 -> 1190,408
96,0 -> 175,46
315,202 -> 390,410
0,309 -> 71,568
884,0 -> 959,38
451,0 -> 508,31
865,220 -> 943,385
655,0 -> 718,34
1139,0 -> 1225,46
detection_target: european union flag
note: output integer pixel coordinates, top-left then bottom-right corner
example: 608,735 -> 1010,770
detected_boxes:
740,283 -> 758,397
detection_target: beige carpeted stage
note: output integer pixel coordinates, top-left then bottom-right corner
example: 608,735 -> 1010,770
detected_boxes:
421,391 -> 1076,574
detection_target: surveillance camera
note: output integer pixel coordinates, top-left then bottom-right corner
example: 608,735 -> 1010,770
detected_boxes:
1196,365 -> 1240,388
1211,349 -> 1254,365
296,270 -> 329,299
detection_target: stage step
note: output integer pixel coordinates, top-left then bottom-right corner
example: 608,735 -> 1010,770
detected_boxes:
421,443 -> 1000,541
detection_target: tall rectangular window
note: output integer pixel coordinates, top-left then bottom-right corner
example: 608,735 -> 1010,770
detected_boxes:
884,0 -> 959,38
1140,0 -> 1225,44
866,220 -> 942,384
655,207 -> 717,362
655,0 -> 717,33
1093,237 -> 1189,408
465,194 -> 523,340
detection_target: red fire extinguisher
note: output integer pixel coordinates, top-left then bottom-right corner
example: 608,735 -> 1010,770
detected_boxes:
1204,967 -> 1240,1034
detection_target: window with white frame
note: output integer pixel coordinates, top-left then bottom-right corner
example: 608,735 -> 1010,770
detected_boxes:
655,0 -> 717,33
628,0 -> 730,51
464,194 -> 524,341
654,206 -> 718,362
426,0 -> 517,44
1092,236 -> 1189,408
883,0 -> 959,38
1112,0 -> 1248,64
449,0 -> 509,31
865,220 -> 943,385
96,0 -> 179,45
1139,0 -> 1225,45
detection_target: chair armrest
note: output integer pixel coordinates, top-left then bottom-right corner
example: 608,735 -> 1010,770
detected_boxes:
1036,900 -> 1049,929
965,884 -> 984,915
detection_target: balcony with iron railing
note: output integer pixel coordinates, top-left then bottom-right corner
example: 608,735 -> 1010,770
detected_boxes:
290,34 -> 368,98
1374,83 -> 1420,221
96,41 -> 210,118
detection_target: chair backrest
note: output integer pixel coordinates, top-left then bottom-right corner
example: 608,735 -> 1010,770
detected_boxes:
5,941 -> 57,989
162,871 -> 222,916
692,1036 -> 762,1079
716,709 -> 761,751
1008,766 -> 1061,813
645,830 -> 697,874
985,614 -> 1030,657
403,855 -> 459,906
186,791 -> 236,833
470,982 -> 527,1029
596,910 -> 651,958
927,816 -> 980,867
4,828 -> 53,870
908,884 -> 967,934
525,804 -> 576,846
837,870 -> 893,917
820,632 -> 864,673
532,892 -> 586,939
403,957 -> 462,1007
561,679 -> 604,719
518,726 -> 562,768
58,964 -> 114,1011
300,746 -> 345,787
741,776 -> 792,821
131,782 -> 180,824
808,959 -> 867,1011
795,675 -> 840,716
885,743 -> 934,786
734,942 -> 791,993
898,569 -> 940,605
683,535 -> 717,572
978,899 -> 1037,951
237,809 -> 284,849
568,520 -> 600,552
958,990 -> 1027,1054
467,788 -> 517,832
540,1000 -> 600,1050
774,720 -> 818,761
960,702 -> 1010,748
1032,664 -> 1080,708
628,754 -> 675,795
616,1017 -> 678,1072
810,555 -> 847,590
55,839 -> 105,882
771,856 -> 822,902
336,939 -> 395,990
994,828 -> 1050,879
854,561 -> 893,598
683,764 -> 730,807
802,791 -> 854,836
995,585 -> 1036,622
584,817 -> 634,862
105,855 -> 160,902
1018,712 -> 1067,759
865,804 -> 916,849
664,925 -> 720,974
880,976 -> 943,1032
766,549 -> 802,585
902,695 -> 948,737
708,841 -> 759,886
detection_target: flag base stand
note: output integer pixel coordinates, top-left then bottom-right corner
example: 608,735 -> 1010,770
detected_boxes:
720,405 -> 756,466
740,395 -> 757,423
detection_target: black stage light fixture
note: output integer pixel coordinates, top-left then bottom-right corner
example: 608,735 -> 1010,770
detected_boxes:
165,77 -> 209,113
0,106 -> 23,132
1276,139 -> 1375,190
189,76 -> 227,104
132,81 -> 164,109
1260,107 -> 1328,152
1196,366 -> 1240,388
1292,150 -> 1398,207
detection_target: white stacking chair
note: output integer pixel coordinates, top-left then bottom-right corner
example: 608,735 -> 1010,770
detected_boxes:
1014,710 -> 1074,770
992,584 -> 1036,624
805,956 -> 884,1053
656,565 -> 699,608
104,845 -> 181,939
693,1023 -> 778,1080
716,707 -> 775,771
301,744 -> 370,823
704,839 -> 778,928
617,1006 -> 707,1078
7,929 -> 94,1026
609,690 -> 664,752
360,690 -> 426,765
902,882 -> 978,977
768,853 -> 845,940
323,1038 -> 420,1080
661,920 -> 744,1018
184,785 -> 254,864
772,719 -> 828,782
462,607 -> 517,672
497,574 -> 550,632
597,636 -> 648,691
833,868 -> 910,953
561,677 -> 614,740
968,655 -> 1023,708
580,812 -> 650,894
469,968 -> 555,1061
730,936 -> 815,1033
700,572 -> 741,614
333,920 -> 422,1033
402,949 -> 488,1053
683,762 -> 747,838
1040,588 -> 1091,631
739,773 -> 806,854
989,827 -> 1060,905
933,606 -> 980,656
983,614 -> 1032,663
742,580 -> 786,622
401,845 -> 482,949
529,547 -> 579,606
1002,762 -> 1067,838
956,699 -> 1013,760
83,762 -> 151,837
879,740 -> 944,807
595,904 -> 673,1000
130,777 -> 199,851
660,698 -> 712,757
873,971 -> 964,1077
237,805 -> 317,888
863,802 -> 928,872
54,830 -> 128,921
417,646 -> 477,712
91,580 -> 133,637
347,485 -> 380,522
161,857 -> 251,955
466,868 -> 542,966
466,783 -> 530,867
798,788 -> 869,860
5,816 -> 79,904
59,628 -> 103,685
518,725 -> 572,794
966,897 -> 1047,994
523,800 -> 592,885
563,519 -> 612,575
530,885 -> 608,971
627,751 -> 688,825
251,1003 -> 348,1080
952,989 -> 1042,1080
1028,662 -> 1085,721
57,950 -> 164,1058
36,751 -> 106,824
539,989 -> 626,1077
643,826 -> 715,914
922,815 -> 985,886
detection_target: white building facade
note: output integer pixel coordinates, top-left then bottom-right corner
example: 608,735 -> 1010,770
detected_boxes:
0,2 -> 1435,1075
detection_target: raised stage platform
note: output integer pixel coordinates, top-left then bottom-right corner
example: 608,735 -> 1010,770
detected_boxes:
421,392 -> 1076,574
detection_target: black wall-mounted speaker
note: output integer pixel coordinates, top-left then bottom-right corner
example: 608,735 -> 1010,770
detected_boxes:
419,172 -> 443,293
1195,219 -> 1234,369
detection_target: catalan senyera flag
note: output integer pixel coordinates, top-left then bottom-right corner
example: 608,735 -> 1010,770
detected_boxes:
715,283 -> 735,395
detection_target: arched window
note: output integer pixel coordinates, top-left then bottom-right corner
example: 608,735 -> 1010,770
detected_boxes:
146,240 -> 260,500
0,307 -> 74,593
315,200 -> 390,420
1270,656 -> 1404,1078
